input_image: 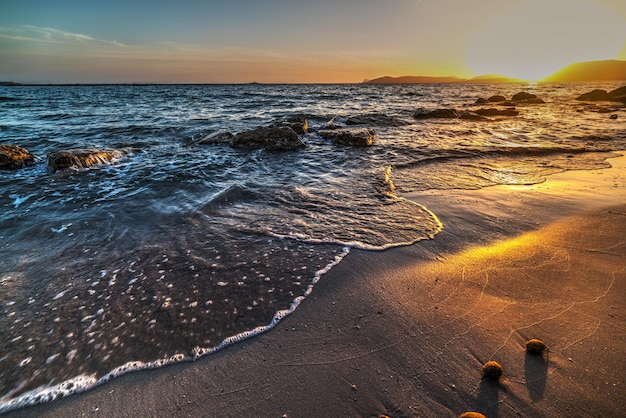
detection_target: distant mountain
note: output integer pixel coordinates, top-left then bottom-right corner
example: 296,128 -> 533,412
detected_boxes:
543,60 -> 626,82
364,74 -> 521,84
469,74 -> 522,83
365,75 -> 465,84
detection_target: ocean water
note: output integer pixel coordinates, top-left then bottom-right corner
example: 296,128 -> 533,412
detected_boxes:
1,82 -> 625,412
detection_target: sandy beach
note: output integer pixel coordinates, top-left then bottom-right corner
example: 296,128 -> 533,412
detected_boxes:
6,153 -> 626,418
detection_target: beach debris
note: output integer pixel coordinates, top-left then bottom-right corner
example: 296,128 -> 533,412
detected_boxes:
319,128 -> 376,147
525,339 -> 548,355
459,412 -> 487,418
482,361 -> 503,380
47,148 -> 123,173
0,144 -> 36,170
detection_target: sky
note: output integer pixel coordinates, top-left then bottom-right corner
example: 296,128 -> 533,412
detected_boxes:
1,0 -> 625,83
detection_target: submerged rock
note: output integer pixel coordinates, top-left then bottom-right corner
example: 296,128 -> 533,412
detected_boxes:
47,148 -> 123,173
413,108 -> 459,119
189,131 -> 234,146
319,128 -> 375,146
346,113 -> 407,127
487,95 -> 507,103
475,108 -> 519,117
231,126 -> 305,151
0,144 -> 36,170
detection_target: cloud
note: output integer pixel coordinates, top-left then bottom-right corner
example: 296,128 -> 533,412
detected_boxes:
0,25 -> 127,48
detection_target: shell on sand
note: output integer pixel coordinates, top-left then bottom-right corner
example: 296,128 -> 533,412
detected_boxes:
525,339 -> 548,355
482,361 -> 503,380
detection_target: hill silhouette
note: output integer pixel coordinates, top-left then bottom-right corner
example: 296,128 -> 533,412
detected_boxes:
543,60 -> 626,82
365,60 -> 626,84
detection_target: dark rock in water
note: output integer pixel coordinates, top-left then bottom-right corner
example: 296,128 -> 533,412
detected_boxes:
475,108 -> 520,117
610,114 -> 618,120
459,112 -> 490,121
512,92 -> 536,101
346,113 -> 407,127
576,86 -> 626,102
324,117 -> 339,130
273,116 -> 309,134
319,128 -> 375,146
511,92 -> 545,104
413,108 -> 459,119
189,131 -> 234,146
487,95 -> 507,103
608,85 -> 626,102
47,148 -> 123,173
577,89 -> 609,101
0,144 -> 36,170
475,97 -> 489,105
231,126 -> 305,151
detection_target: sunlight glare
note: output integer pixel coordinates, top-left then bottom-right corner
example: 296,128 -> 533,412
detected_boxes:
465,0 -> 626,80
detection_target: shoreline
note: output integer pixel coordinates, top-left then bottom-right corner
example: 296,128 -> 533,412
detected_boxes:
5,154 -> 626,417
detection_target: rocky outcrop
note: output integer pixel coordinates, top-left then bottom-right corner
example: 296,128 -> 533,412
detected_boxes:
576,86 -> 626,102
346,113 -> 408,127
47,149 -> 123,173
476,92 -> 544,105
413,108 -> 459,119
231,126 -> 306,151
474,108 -> 519,117
414,107 -> 517,121
0,145 -> 36,170
189,131 -> 234,146
319,128 -> 375,147
273,116 -> 309,134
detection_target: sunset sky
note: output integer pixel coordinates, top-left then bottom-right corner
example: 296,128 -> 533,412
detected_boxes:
1,0 -> 625,83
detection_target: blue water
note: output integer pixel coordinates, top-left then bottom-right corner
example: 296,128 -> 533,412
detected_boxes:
1,82 -> 625,412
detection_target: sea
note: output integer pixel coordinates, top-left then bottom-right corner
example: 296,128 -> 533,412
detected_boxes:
1,82 -> 625,413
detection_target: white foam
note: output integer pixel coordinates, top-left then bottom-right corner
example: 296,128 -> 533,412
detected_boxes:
0,247 -> 350,415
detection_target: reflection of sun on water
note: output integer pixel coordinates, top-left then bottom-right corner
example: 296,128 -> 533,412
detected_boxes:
465,0 -> 626,81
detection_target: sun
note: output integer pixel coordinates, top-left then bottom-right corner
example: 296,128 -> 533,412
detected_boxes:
465,0 -> 626,81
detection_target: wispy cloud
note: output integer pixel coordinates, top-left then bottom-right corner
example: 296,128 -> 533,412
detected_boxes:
0,25 -> 127,48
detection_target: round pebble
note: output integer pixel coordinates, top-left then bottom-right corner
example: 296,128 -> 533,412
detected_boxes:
526,339 -> 548,355
482,361 -> 503,380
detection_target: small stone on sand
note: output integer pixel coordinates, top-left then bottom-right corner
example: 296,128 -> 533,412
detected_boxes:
482,361 -> 503,380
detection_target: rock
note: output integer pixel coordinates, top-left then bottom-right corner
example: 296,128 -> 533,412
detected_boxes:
47,149 -> 123,173
413,108 -> 459,119
319,128 -> 375,146
511,92 -> 545,104
577,89 -> 609,101
0,145 -> 36,170
525,339 -> 548,355
512,92 -> 536,101
189,131 -> 234,146
482,361 -> 503,380
459,112 -> 490,121
459,413 -> 487,418
274,116 -> 309,134
487,95 -> 507,103
475,98 -> 489,105
610,114 -> 618,120
346,113 -> 407,127
475,108 -> 520,117
607,85 -> 626,102
231,126 -> 305,151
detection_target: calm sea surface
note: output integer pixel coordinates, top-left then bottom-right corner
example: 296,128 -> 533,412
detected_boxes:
1,82 -> 625,412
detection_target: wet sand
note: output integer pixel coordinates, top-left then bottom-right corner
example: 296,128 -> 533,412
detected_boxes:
6,153 -> 626,417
